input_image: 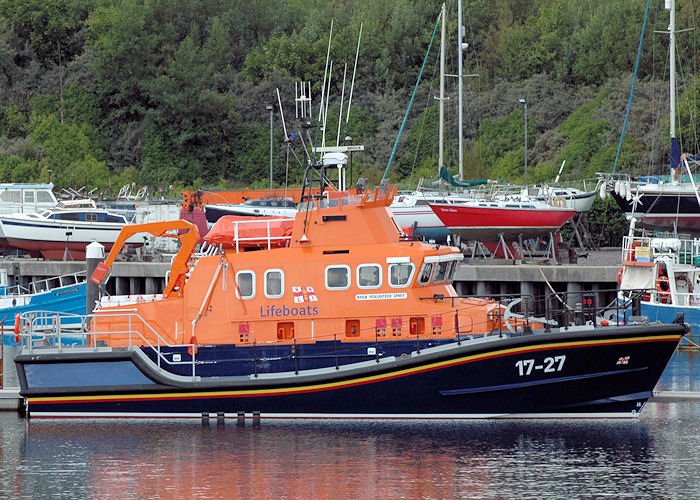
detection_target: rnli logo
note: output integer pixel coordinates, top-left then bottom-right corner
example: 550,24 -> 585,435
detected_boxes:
293,286 -> 318,303
616,356 -> 630,365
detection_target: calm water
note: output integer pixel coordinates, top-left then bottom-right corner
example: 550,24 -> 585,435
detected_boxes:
1,352 -> 699,499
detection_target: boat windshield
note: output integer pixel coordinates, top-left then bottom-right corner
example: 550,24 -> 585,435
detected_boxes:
297,194 -> 364,211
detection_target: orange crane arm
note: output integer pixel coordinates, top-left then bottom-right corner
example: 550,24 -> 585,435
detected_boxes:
90,220 -> 200,297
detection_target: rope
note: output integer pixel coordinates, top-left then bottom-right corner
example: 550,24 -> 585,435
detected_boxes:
382,12 -> 441,181
612,0 -> 651,174
538,266 -> 574,312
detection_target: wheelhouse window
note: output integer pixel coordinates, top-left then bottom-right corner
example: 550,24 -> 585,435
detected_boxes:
265,269 -> 284,298
388,262 -> 415,288
326,265 -> 350,290
236,271 -> 255,299
357,264 -> 381,289
417,262 -> 434,286
446,260 -> 460,281
433,261 -> 449,283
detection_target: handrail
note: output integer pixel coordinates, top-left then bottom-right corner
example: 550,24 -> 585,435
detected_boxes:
17,310 -> 199,380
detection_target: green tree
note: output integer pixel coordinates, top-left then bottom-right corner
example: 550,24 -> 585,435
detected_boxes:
0,0 -> 95,66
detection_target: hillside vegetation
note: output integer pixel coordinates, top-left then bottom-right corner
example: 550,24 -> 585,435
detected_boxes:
0,0 -> 698,201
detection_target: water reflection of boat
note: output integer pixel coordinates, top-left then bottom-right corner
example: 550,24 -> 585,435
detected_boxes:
13,166 -> 687,418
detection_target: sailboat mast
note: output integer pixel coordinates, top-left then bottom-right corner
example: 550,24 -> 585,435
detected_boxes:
668,0 -> 676,142
439,3 -> 446,173
457,0 -> 464,180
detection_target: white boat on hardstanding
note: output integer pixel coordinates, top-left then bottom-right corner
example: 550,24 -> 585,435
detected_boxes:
204,198 -> 297,225
0,199 -> 141,259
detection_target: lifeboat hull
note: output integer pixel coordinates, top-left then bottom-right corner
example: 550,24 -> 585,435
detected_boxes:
16,322 -> 685,419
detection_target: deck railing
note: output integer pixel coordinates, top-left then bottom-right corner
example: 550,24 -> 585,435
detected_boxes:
17,310 -> 199,379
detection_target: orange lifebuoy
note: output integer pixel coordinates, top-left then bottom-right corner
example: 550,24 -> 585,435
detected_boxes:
13,313 -> 20,343
617,268 -> 623,285
656,275 -> 670,302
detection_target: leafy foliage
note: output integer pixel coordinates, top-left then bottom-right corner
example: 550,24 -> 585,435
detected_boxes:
0,0 -> 696,199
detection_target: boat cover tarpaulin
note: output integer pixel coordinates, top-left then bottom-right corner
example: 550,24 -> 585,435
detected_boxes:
204,215 -> 293,249
620,265 -> 654,292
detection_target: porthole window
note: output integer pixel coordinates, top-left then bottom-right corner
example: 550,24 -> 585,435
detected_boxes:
389,262 -> 415,288
265,269 -> 284,298
357,264 -> 381,289
326,265 -> 350,290
236,271 -> 255,299
418,262 -> 434,286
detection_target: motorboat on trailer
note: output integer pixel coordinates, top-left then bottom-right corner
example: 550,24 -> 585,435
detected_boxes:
13,172 -> 688,419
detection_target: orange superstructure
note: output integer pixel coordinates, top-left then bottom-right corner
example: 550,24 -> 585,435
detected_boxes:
93,185 -> 505,349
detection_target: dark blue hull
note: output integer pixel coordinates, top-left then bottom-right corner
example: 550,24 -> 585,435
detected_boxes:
15,322 -> 686,419
611,191 -> 700,233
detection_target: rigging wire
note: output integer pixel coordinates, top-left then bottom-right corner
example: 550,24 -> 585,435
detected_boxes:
382,12 -> 441,181
612,0 -> 652,174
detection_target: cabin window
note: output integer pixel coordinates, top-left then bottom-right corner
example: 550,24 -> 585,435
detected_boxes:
58,213 -> 80,221
357,264 -> 381,289
236,271 -> 255,299
85,213 -> 98,222
37,191 -> 53,203
0,191 -> 20,203
433,261 -> 449,283
24,191 -> 34,203
326,265 -> 350,290
105,215 -> 125,223
389,263 -> 414,288
345,319 -> 361,337
277,322 -> 294,339
417,263 -> 434,286
265,269 -> 284,298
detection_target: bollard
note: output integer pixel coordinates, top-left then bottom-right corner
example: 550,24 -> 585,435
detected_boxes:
86,241 -> 105,315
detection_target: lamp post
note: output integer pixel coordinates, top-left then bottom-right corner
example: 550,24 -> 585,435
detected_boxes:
266,105 -> 274,189
344,135 -> 353,185
518,98 -> 528,188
